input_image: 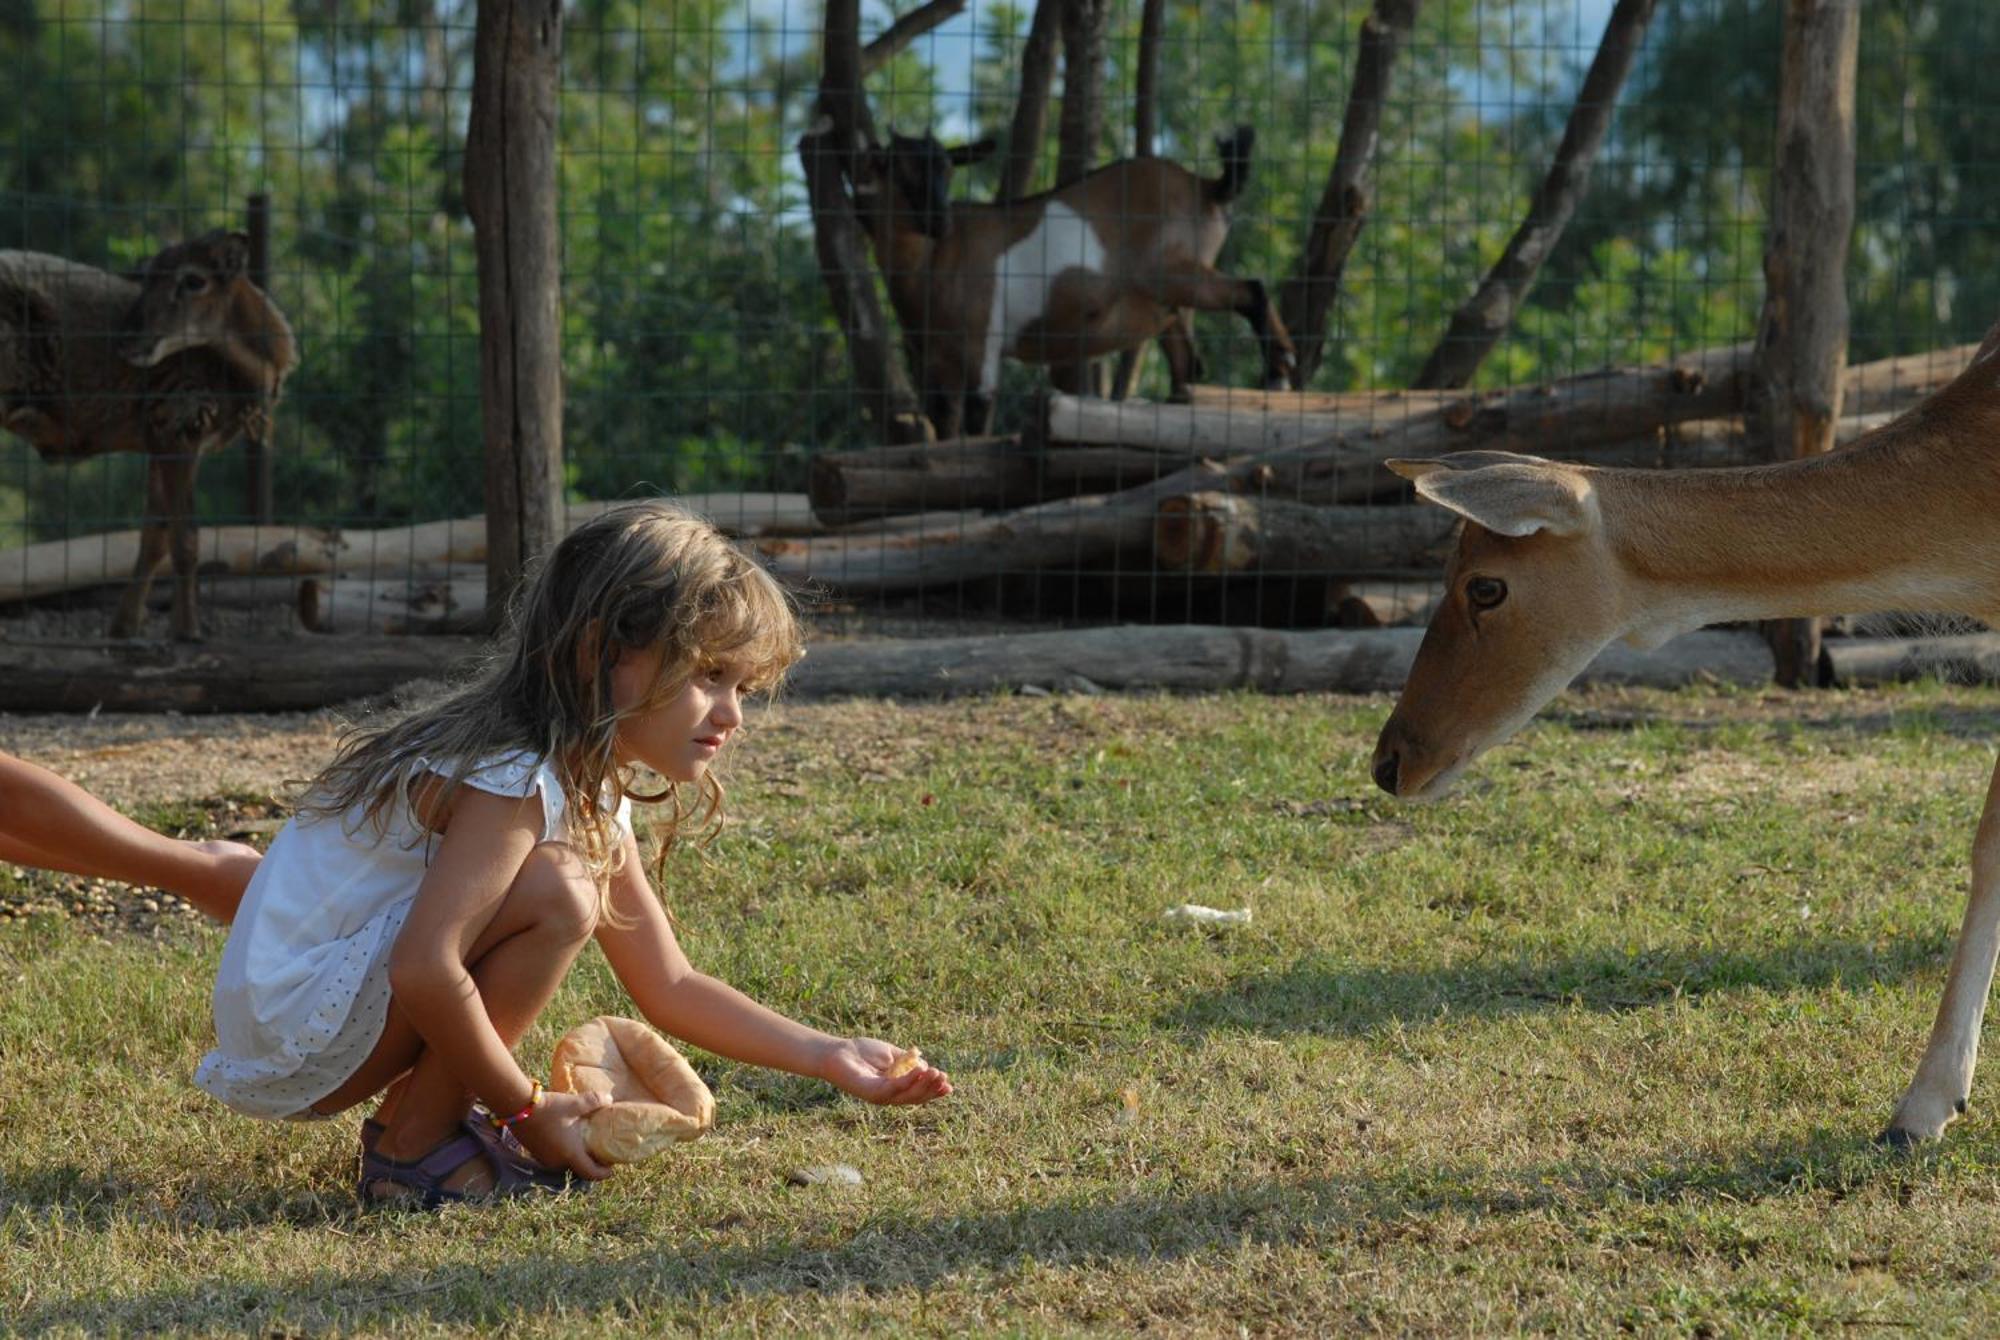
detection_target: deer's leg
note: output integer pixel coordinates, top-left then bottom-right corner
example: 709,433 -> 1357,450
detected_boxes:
109,452 -> 181,639
165,448 -> 205,641
1881,751 -> 2000,1145
1154,266 -> 1297,392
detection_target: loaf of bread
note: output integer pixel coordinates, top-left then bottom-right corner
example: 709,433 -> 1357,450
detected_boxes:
549,1015 -> 716,1164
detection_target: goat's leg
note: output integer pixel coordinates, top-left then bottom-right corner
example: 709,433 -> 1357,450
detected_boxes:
1881,751 -> 2000,1145
1159,310 -> 1204,402
109,453 -> 181,639
1154,265 -> 1297,392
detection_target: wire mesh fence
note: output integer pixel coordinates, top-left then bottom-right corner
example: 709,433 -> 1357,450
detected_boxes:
0,0 -> 1993,652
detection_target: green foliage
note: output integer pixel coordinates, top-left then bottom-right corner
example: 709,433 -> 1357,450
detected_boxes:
0,1 -> 1988,542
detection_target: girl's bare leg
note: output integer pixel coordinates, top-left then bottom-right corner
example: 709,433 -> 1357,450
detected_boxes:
314,841 -> 599,1194
0,751 -> 260,921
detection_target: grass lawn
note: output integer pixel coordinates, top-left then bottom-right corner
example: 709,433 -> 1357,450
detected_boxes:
7,682 -> 2000,1335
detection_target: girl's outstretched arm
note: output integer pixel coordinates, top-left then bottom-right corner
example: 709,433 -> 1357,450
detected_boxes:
596,831 -> 951,1106
0,749 -> 259,921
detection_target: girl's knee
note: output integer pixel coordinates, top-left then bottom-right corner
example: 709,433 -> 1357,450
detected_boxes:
512,842 -> 600,941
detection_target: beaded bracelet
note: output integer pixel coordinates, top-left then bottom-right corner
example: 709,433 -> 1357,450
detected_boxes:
490,1079 -> 545,1131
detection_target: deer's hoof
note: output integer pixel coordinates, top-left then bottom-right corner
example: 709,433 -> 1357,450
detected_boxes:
1874,1125 -> 1930,1151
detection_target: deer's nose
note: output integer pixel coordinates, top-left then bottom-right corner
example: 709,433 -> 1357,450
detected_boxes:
1371,749 -> 1401,795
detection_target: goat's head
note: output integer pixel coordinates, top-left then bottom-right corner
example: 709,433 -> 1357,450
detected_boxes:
120,230 -> 256,367
853,132 -> 996,241
1371,452 -> 1623,801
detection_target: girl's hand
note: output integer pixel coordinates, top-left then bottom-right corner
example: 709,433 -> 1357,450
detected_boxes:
819,1037 -> 953,1105
513,1088 -> 617,1180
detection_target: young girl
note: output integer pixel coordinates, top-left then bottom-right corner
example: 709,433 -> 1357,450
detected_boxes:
0,749 -> 259,921
196,501 -> 951,1206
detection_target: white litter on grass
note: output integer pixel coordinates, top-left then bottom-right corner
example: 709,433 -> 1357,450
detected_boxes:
1163,904 -> 1253,927
787,1163 -> 864,1188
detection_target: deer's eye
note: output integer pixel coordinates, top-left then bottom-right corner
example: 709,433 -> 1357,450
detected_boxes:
178,272 -> 209,294
1465,576 -> 1508,610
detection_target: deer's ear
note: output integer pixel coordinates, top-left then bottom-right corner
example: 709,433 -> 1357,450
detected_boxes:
1391,457 -> 1597,538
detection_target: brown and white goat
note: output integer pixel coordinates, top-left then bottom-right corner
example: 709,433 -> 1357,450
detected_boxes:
0,230 -> 297,639
847,127 -> 1297,438
1370,321 -> 2000,1146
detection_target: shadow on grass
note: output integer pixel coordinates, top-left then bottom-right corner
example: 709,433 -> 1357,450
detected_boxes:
11,1127 -> 1955,1334
1162,927 -> 1955,1038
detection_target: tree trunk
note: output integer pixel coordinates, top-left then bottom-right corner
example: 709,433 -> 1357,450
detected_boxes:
1755,0 -> 1858,688
782,625 -> 1774,699
1132,0 -> 1165,159
1043,343 -> 1753,482
0,636 -> 484,713
0,495 -> 813,603
1108,0 -> 1170,400
1054,0 -> 1111,397
1186,340 -> 1975,418
811,437 -> 1243,521
998,0 -> 1062,201
1278,0 -> 1420,387
1153,492 -> 1460,574
466,0 -> 567,623
1413,0 -> 1659,390
800,0 -> 928,444
1056,0 -> 1109,187
298,572 -> 490,635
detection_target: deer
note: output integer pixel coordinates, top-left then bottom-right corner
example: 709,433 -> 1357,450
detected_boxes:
846,126 -> 1298,440
0,230 -> 298,640
1368,321 -> 2000,1147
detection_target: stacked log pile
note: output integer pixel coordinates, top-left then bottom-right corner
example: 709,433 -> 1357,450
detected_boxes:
0,341 -> 1976,640
785,341 -> 1974,618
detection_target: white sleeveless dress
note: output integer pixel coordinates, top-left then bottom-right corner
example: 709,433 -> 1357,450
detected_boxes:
195,752 -> 631,1119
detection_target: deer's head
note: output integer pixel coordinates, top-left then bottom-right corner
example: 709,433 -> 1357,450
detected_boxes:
120,230 -> 255,367
852,132 -> 996,241
1372,452 -> 1626,800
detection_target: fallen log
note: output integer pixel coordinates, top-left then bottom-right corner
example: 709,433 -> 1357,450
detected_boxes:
1182,340 -> 1975,420
809,437 -> 1216,522
1153,493 -> 1459,574
1057,342 -> 1976,490
1823,632 -> 2000,687
1331,580 -> 1441,628
0,493 -> 814,604
755,489 -> 1160,591
0,635 -> 484,713
297,570 -> 489,635
1042,348 -> 1756,491
784,625 -> 1776,698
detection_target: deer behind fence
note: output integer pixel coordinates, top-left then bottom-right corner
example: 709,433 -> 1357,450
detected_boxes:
0,229 -> 297,640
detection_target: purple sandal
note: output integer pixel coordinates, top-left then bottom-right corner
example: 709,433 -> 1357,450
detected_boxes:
356,1121 -> 578,1209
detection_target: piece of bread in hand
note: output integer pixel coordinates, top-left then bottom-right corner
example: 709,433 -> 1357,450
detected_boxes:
886,1046 -> 924,1078
549,1015 -> 716,1164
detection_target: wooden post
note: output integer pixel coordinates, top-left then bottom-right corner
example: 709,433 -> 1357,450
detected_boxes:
800,0 -> 929,444
242,194 -> 274,525
1277,0 -> 1419,388
465,0 -> 567,621
1755,0 -> 1858,688
1413,0 -> 1658,390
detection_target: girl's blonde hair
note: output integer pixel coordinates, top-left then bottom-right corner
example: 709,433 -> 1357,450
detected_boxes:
301,502 -> 803,892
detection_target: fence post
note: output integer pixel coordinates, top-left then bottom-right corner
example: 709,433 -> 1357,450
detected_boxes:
1753,0 -> 1858,687
243,193 -> 274,524
465,0 -> 566,622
